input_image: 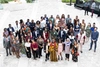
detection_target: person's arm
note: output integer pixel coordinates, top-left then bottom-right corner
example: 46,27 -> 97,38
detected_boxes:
96,32 -> 99,41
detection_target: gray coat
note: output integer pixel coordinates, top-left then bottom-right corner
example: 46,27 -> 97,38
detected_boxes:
3,37 -> 11,48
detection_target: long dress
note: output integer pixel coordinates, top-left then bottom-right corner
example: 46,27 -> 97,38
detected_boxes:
72,45 -> 78,62
85,26 -> 91,37
49,42 -> 58,62
58,43 -> 63,56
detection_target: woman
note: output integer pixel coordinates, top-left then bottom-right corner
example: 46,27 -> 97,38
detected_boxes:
44,39 -> 50,61
80,19 -> 86,32
20,36 -> 26,55
67,27 -> 74,36
25,39 -> 31,58
61,14 -> 66,23
55,15 -> 60,26
49,39 -> 58,62
58,39 -> 63,60
14,37 -> 20,58
71,40 -> 79,62
43,28 -> 49,43
10,35 -> 15,55
31,39 -> 38,60
64,38 -> 71,61
85,23 -> 91,42
74,21 -> 80,37
69,33 -> 75,48
3,28 -> 9,37
37,35 -> 44,58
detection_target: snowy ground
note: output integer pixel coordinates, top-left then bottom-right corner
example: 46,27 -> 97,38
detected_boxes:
0,0 -> 100,67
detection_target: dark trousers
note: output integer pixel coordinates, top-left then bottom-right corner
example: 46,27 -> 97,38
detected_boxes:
26,47 -> 31,58
91,9 -> 94,17
90,40 -> 97,51
6,47 -> 11,56
84,7 -> 89,15
15,31 -> 19,37
72,54 -> 78,62
98,9 -> 100,17
32,49 -> 38,59
65,54 -> 70,59
39,47 -> 42,57
45,52 -> 50,60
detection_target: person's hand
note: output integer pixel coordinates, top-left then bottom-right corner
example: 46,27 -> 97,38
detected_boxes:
27,50 -> 28,52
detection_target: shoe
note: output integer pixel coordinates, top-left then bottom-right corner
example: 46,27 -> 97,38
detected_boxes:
45,59 -> 47,61
89,49 -> 91,51
10,53 -> 12,55
94,50 -> 96,52
61,57 -> 63,60
80,51 -> 83,53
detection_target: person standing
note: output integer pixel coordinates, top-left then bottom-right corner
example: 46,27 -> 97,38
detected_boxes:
76,31 -> 86,53
84,1 -> 90,15
71,41 -> 79,62
64,38 -> 71,61
49,39 -> 58,62
44,39 -> 50,61
58,39 -> 63,60
3,35 -> 11,56
89,27 -> 99,52
25,39 -> 31,58
91,1 -> 96,17
31,39 -> 38,60
37,35 -> 44,58
97,5 -> 100,17
85,23 -> 91,42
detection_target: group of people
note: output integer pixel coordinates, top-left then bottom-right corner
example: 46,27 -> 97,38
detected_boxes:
3,14 -> 99,62
84,1 -> 100,17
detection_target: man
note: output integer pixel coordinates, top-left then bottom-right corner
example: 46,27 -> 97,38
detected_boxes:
14,21 -> 20,37
91,23 -> 96,32
7,24 -> 15,35
66,15 -> 71,24
84,1 -> 90,15
89,27 -> 99,52
91,1 -> 96,17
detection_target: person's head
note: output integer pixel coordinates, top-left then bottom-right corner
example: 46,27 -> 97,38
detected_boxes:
38,35 -> 42,39
60,27 -> 63,31
66,38 -> 70,42
47,39 -> 50,43
59,39 -> 62,43
67,14 -> 70,18
31,19 -> 34,23
51,15 -> 53,18
9,24 -> 11,28
80,30 -> 83,35
15,20 -> 18,25
4,28 -> 7,32
88,23 -> 91,27
61,14 -> 65,19
27,19 -> 30,22
44,14 -> 47,17
93,23 -> 95,27
52,38 -> 55,43
49,20 -> 52,24
65,26 -> 68,29
94,27 -> 98,31
82,19 -> 85,23
31,39 -> 35,43
74,40 -> 77,45
56,15 -> 60,19
76,16 -> 78,19
27,39 -> 30,42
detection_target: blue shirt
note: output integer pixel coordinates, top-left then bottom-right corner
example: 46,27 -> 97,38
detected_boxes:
91,31 -> 99,41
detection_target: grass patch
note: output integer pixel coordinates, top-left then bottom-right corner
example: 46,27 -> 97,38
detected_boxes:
62,0 -> 76,3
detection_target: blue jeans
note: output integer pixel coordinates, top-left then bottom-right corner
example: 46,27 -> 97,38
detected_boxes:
90,40 -> 97,51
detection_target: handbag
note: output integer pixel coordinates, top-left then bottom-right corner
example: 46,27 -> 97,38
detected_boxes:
75,52 -> 79,56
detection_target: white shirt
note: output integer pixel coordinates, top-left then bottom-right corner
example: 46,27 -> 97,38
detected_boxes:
25,42 -> 30,47
69,36 -> 75,40
40,20 -> 46,28
14,24 -> 20,32
91,2 -> 96,9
